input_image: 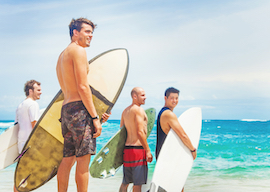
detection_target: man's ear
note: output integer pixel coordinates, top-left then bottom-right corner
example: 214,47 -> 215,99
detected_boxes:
133,94 -> 137,100
28,89 -> 33,96
73,29 -> 78,37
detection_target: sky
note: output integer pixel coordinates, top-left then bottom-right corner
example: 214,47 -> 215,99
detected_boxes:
0,0 -> 269,120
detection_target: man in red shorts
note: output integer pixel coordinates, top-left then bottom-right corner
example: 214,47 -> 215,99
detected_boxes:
119,87 -> 153,192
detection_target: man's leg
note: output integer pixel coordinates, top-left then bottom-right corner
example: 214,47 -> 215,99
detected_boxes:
119,183 -> 129,192
57,156 -> 76,192
75,154 -> 91,192
133,185 -> 142,192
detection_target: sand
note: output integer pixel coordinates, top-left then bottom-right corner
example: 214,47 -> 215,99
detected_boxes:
1,165 -> 270,192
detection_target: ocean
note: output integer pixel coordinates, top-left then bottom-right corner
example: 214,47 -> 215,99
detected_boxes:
0,118 -> 270,191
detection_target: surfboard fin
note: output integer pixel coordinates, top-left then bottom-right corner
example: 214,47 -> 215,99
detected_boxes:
100,170 -> 107,178
14,146 -> 31,162
18,174 -> 31,189
157,186 -> 167,192
97,156 -> 103,164
44,166 -> 57,183
109,168 -> 116,176
149,182 -> 167,192
103,147 -> 109,155
149,182 -> 156,192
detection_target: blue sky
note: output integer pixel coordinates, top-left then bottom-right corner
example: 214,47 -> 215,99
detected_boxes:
0,0 -> 269,120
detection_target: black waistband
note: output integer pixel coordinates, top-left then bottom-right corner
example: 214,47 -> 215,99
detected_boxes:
124,146 -> 144,149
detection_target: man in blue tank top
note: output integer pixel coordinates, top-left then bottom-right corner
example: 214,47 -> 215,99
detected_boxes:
155,87 -> 197,192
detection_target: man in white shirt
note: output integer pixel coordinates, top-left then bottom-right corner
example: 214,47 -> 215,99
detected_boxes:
15,80 -> 42,153
14,80 -> 42,192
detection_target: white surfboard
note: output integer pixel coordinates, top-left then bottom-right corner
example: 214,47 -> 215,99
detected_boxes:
0,109 -> 45,170
149,107 -> 202,192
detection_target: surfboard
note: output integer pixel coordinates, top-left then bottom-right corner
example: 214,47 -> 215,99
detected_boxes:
14,48 -> 129,192
0,123 -> 19,170
0,109 -> 45,170
149,107 -> 202,192
90,108 -> 156,179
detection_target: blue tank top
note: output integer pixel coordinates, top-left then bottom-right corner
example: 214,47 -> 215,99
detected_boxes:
155,107 -> 170,159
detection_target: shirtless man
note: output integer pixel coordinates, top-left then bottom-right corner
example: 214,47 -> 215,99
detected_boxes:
119,87 -> 153,192
156,87 -> 197,192
56,18 -> 109,192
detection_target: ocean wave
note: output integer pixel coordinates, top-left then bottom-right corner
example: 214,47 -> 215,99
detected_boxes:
194,155 -> 270,171
240,119 -> 269,122
0,122 -> 14,129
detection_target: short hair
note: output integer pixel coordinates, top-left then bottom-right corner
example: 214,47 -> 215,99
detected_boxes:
131,87 -> 139,98
69,18 -> 96,39
24,80 -> 41,96
165,87 -> 179,98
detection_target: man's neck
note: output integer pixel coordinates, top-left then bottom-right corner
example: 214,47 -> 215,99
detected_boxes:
132,102 -> 142,107
164,105 -> 174,111
26,96 -> 35,101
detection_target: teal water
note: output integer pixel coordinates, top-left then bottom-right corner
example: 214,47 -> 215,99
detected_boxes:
1,119 -> 270,180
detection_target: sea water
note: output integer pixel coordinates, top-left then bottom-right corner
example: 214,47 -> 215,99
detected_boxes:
1,119 -> 270,191
101,119 -> 270,180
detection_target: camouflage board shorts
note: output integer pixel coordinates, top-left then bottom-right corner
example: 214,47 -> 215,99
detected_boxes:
60,101 -> 96,157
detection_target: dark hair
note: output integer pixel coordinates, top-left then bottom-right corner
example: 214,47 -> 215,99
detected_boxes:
69,18 -> 96,38
165,87 -> 179,98
24,80 -> 41,96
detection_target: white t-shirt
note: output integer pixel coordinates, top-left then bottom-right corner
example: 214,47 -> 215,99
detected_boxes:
15,98 -> 40,145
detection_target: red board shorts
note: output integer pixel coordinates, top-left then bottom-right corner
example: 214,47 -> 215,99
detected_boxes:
122,146 -> 148,185
60,101 -> 96,157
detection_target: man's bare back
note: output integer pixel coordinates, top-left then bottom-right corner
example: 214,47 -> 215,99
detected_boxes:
120,87 -> 152,161
56,42 -> 89,106
121,104 -> 148,146
56,22 -> 102,126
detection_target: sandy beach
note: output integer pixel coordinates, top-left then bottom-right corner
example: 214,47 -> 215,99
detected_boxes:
0,165 -> 152,192
1,164 -> 270,192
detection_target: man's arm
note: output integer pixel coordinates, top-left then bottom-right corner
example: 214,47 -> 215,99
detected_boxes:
31,121 -> 37,129
135,108 -> 153,163
29,103 -> 39,129
164,111 -> 197,160
120,112 -> 124,128
73,46 -> 102,138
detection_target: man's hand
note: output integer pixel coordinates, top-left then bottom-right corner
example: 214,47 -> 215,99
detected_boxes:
191,151 -> 197,160
93,119 -> 102,138
101,112 -> 111,123
146,151 -> 153,163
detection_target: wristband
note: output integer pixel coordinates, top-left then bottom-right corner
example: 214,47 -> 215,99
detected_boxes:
191,148 -> 196,152
92,115 -> 99,120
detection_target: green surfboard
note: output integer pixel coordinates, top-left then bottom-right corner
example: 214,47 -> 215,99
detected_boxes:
89,108 -> 156,179
14,48 -> 129,191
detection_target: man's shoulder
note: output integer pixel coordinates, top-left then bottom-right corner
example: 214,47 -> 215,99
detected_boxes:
123,105 -> 145,117
16,99 -> 38,112
132,105 -> 144,114
161,109 -> 176,119
25,98 -> 39,107
67,42 -> 86,54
